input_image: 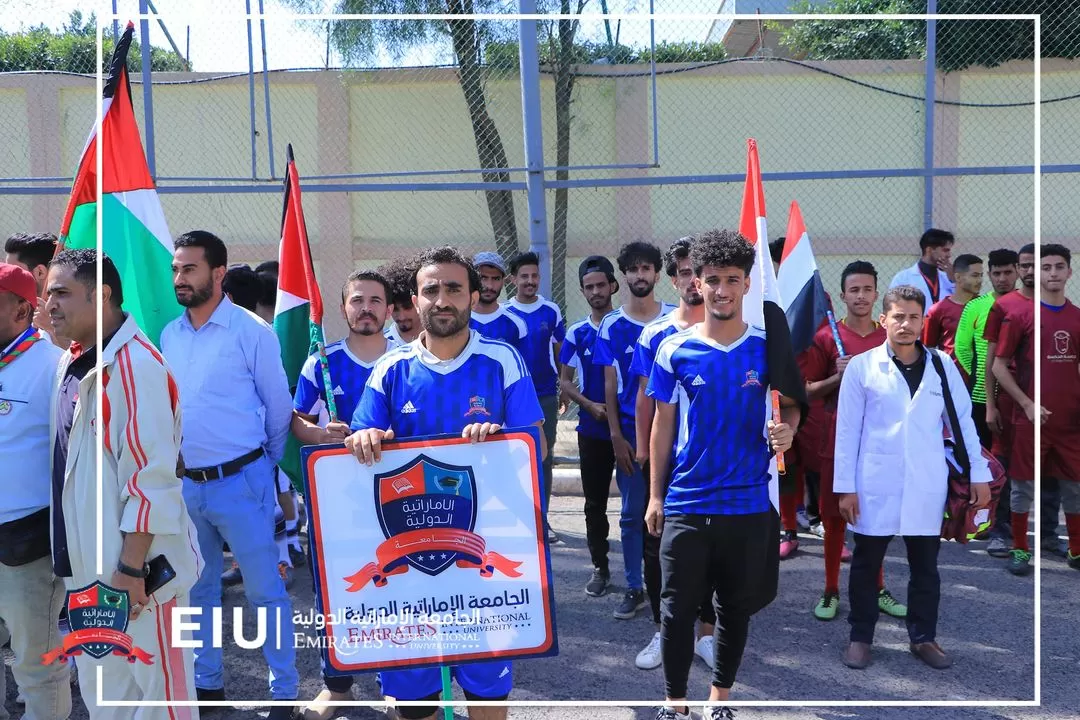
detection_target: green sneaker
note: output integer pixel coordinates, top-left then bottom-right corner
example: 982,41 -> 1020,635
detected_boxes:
1067,551 -> 1080,571
813,592 -> 840,621
877,588 -> 907,618
1008,548 -> 1033,576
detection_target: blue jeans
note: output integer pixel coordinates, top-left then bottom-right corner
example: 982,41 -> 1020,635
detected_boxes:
182,454 -> 299,699
616,455 -> 648,591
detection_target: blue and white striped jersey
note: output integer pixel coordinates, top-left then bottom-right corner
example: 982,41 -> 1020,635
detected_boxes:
593,303 -> 676,438
470,304 -> 528,350
506,296 -> 566,397
559,316 -> 608,439
293,336 -> 399,426
352,331 -> 544,437
647,325 -> 772,516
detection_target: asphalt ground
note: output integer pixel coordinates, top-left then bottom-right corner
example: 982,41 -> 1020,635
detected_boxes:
6,490 -> 1075,720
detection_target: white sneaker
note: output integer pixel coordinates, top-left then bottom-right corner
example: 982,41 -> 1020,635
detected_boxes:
635,631 -> 663,669
809,522 -> 827,539
695,635 -> 716,669
703,705 -> 735,720
15,691 -> 26,705
796,509 -> 811,531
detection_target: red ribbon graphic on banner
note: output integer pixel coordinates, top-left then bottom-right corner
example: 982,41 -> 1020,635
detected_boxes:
42,628 -> 154,665
343,528 -> 523,592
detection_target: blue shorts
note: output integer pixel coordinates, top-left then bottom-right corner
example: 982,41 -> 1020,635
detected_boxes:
379,660 -> 513,701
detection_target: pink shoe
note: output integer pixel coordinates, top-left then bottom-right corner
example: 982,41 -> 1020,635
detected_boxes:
841,543 -> 853,563
779,532 -> 799,560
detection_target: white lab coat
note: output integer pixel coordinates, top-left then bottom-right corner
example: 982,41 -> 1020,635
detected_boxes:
833,342 -> 991,537
890,263 -> 955,314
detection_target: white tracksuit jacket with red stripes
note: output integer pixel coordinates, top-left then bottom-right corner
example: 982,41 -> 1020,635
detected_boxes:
50,313 -> 203,599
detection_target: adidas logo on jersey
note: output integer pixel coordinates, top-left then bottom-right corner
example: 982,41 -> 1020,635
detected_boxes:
584,348 -> 592,356
332,385 -> 345,396
401,401 -> 418,414
691,375 -> 706,386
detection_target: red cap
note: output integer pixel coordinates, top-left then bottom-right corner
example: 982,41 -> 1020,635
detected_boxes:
0,263 -> 38,306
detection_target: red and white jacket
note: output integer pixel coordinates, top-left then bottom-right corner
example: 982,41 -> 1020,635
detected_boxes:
50,314 -> 203,600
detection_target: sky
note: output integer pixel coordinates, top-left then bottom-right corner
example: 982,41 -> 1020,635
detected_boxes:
0,0 -> 728,73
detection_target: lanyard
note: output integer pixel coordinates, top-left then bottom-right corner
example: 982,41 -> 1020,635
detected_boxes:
0,327 -> 40,371
920,268 -> 940,304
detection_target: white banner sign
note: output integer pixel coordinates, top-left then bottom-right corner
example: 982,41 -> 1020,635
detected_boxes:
301,428 -> 557,674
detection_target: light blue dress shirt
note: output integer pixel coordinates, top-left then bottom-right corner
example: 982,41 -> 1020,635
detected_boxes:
160,296 -> 292,469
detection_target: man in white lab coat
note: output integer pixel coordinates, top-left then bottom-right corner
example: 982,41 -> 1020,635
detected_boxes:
833,285 -> 991,671
888,229 -> 956,315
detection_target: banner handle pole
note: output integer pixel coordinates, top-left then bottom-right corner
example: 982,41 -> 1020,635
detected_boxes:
441,665 -> 453,720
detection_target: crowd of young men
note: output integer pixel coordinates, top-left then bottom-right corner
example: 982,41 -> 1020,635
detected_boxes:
0,224 -> 1068,720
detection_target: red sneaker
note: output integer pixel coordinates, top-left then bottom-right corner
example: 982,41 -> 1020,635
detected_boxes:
779,531 -> 799,560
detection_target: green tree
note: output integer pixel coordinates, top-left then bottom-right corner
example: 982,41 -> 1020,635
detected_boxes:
285,0 -> 521,261
772,0 -> 1079,72
0,11 -> 189,73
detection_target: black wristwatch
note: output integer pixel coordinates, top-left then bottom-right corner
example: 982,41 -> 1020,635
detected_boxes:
116,560 -> 148,579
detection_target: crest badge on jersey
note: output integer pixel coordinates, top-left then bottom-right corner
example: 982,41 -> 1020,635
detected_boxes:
343,455 -> 522,590
1054,330 -> 1072,356
41,582 -> 152,665
465,395 -> 491,417
742,370 -> 762,388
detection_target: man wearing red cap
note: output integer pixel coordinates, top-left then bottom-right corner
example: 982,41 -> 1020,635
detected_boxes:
0,262 -> 70,720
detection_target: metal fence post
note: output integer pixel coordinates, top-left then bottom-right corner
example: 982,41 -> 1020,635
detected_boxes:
258,0 -> 276,178
138,0 -> 156,178
245,0 -> 258,179
517,0 -> 551,297
923,0 -> 937,231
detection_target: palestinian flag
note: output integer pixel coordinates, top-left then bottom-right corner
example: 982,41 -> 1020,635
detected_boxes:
274,144 -> 331,491
59,22 -> 179,344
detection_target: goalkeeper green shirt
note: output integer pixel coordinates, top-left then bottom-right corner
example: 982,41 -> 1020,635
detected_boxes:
954,293 -> 996,404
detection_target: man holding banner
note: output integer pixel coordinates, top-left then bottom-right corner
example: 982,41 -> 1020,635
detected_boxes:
346,245 -> 547,720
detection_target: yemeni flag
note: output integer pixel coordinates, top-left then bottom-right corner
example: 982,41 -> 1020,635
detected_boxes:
59,23 -> 180,344
777,201 -> 832,354
274,144 -> 334,491
737,139 -> 808,502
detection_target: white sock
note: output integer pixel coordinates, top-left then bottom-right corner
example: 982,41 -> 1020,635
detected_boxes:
277,535 -> 291,566
286,518 -> 301,551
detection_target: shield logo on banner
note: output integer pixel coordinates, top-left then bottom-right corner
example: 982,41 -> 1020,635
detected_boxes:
374,454 -> 479,575
65,582 -> 129,659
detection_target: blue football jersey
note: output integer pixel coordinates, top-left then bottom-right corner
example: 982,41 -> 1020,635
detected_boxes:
647,326 -> 772,516
470,305 -> 528,350
559,316 -> 609,439
293,337 -> 399,425
629,314 -> 693,381
506,296 -> 566,397
352,331 -> 544,437
593,303 -> 676,438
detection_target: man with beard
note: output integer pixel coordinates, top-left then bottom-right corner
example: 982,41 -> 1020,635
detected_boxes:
160,230 -> 299,716
802,262 -> 905,623
507,251 -> 566,543
645,231 -> 799,719
46,250 -> 202,717
626,237 -> 712,671
559,256 -> 618,597
293,269 -> 398,718
346,245 -> 546,720
922,254 -> 983,371
834,285 -> 990,671
595,241 -> 675,622
954,249 -> 1018,557
995,244 -> 1080,574
470,252 -> 527,349
382,259 -> 422,345
889,228 -> 956,314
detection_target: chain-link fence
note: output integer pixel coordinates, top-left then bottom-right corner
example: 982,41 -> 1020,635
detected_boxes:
1,2 -> 1076,460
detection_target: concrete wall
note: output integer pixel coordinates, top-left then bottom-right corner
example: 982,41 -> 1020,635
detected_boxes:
0,58 -> 1075,334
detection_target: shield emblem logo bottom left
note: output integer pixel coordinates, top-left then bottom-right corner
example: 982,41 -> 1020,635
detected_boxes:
66,582 -> 130,659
